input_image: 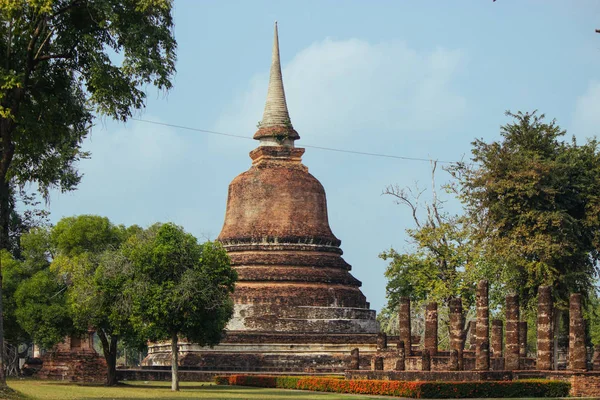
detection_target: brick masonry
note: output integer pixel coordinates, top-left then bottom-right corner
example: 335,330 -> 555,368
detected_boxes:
37,333 -> 106,383
537,285 -> 553,370
505,294 -> 520,371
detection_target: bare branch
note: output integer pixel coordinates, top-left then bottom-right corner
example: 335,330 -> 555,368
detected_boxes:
383,184 -> 423,227
34,26 -> 55,61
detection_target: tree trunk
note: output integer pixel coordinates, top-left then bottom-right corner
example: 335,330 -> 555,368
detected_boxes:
106,336 -> 118,386
98,331 -> 119,386
553,309 -> 560,370
171,332 -> 179,391
0,263 -> 4,386
0,179 -> 8,387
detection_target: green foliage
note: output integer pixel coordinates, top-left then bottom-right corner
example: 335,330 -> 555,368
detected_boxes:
380,165 -> 479,340
450,111 -> 600,309
126,223 -> 237,346
51,215 -> 144,384
14,268 -> 72,349
1,251 -> 28,344
380,216 -> 475,310
0,0 -> 176,193
13,215 -> 145,385
417,380 -> 570,398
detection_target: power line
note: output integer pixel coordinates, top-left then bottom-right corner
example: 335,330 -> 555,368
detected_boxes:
130,118 -> 458,164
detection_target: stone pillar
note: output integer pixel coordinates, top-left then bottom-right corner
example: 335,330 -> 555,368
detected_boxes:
476,280 -> 490,370
372,356 -> 384,371
449,298 -> 465,370
479,340 -> 490,370
399,297 -> 412,356
350,348 -> 360,370
449,349 -> 459,371
537,285 -> 553,370
569,293 -> 587,371
468,321 -> 477,350
395,341 -> 405,371
505,294 -> 520,370
593,345 -> 600,371
519,321 -> 528,358
377,332 -> 387,351
425,302 -> 438,356
422,349 -> 431,371
491,319 -> 503,357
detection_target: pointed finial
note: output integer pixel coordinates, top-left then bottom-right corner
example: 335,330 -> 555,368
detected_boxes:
254,22 -> 299,144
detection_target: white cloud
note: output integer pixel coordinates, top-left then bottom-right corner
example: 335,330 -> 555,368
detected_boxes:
572,81 -> 600,138
214,38 -> 467,148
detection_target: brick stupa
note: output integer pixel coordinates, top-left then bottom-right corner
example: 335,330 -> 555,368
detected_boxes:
144,23 -> 379,372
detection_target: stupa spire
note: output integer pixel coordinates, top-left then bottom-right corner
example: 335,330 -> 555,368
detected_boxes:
254,22 -> 300,144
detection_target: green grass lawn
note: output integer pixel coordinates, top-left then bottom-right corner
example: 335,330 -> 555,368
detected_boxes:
5,380 -> 383,400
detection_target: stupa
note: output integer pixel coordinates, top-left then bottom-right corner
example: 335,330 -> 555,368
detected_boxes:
144,23 -> 380,372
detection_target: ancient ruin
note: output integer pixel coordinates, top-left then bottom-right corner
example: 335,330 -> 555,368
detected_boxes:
131,25 -> 600,397
142,22 -> 380,372
36,332 -> 106,383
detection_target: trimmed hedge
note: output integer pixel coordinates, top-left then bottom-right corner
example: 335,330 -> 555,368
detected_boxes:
214,375 -> 570,398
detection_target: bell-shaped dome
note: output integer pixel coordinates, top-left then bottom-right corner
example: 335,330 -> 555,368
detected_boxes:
218,147 -> 340,246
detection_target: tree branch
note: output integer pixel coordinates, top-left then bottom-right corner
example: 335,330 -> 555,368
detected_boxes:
34,53 -> 71,63
34,26 -> 55,62
50,0 -> 85,19
383,184 -> 423,228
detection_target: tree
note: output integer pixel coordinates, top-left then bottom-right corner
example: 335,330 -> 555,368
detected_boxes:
380,162 -> 479,345
449,111 -> 600,310
50,215 -> 142,386
0,1 -> 176,384
2,226 -> 54,376
124,223 -> 237,391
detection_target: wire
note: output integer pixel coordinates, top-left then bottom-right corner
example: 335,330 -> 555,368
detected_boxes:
130,118 -> 458,164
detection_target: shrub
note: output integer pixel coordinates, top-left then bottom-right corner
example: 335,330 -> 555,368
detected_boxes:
217,375 -> 571,398
419,380 -> 570,398
213,376 -> 229,385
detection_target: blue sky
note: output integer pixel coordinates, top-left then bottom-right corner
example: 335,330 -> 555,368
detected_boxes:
47,1 -> 600,312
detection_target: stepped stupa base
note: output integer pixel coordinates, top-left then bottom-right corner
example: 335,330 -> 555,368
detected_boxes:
142,332 -> 380,372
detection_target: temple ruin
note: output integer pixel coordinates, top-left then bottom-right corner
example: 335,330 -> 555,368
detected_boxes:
142,22 -> 381,372
132,24 -> 600,396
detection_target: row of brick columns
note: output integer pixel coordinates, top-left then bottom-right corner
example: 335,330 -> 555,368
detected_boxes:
372,282 -> 588,372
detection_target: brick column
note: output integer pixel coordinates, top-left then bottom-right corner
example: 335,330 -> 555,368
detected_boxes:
377,332 -> 387,351
425,302 -> 438,356
449,349 -> 459,371
476,280 -> 490,370
422,349 -> 431,371
372,356 -> 384,371
593,345 -> 600,371
399,297 -> 412,356
569,293 -> 587,371
537,285 -> 553,370
491,319 -> 503,357
395,341 -> 405,371
449,298 -> 465,370
505,294 -> 520,370
350,348 -> 360,370
519,321 -> 528,359
468,321 -> 477,350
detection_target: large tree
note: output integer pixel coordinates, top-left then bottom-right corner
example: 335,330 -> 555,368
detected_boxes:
125,223 -> 237,391
50,215 -> 143,386
450,111 -> 600,309
0,0 -> 176,383
380,163 -> 481,347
